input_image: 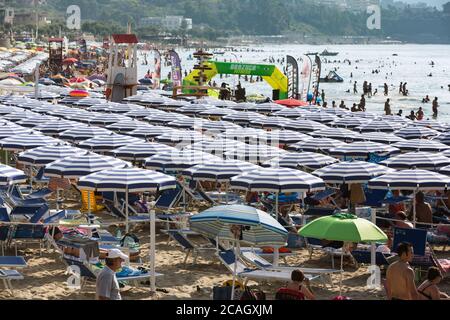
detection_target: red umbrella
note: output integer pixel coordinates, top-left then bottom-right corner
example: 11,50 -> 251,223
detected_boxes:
63,58 -> 78,64
275,98 -> 310,108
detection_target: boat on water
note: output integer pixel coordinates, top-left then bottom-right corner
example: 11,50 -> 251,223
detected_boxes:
320,49 -> 338,56
319,71 -> 343,83
213,51 -> 225,55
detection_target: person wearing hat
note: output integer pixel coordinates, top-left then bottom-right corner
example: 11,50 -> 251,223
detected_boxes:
96,249 -> 128,300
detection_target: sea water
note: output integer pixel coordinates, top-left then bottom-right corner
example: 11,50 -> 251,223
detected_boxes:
138,44 -> 450,123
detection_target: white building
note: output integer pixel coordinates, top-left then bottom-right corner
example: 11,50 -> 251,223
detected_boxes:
141,16 -> 192,31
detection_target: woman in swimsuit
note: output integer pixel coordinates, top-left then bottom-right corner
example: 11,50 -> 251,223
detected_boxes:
417,267 -> 449,300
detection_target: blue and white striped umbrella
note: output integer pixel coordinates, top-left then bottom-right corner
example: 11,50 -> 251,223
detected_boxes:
78,134 -> 143,152
288,138 -> 346,153
2,111 -> 39,122
354,132 -> 406,144
198,107 -> 237,118
155,131 -> 209,147
299,112 -> 337,123
45,152 -> 130,178
322,108 -> 351,117
382,115 -> 412,125
393,139 -> 450,152
441,149 -> 450,158
218,128 -> 267,144
331,117 -> 370,129
272,108 -> 312,119
182,160 -> 260,182
145,150 -> 221,171
310,128 -> 359,141
124,109 -> 154,119
59,126 -> 113,142
284,119 -> 329,133
313,161 -> 394,183
222,111 -> 266,125
440,165 -> 450,176
17,115 -> 57,128
167,118 -> 210,130
111,142 -> 176,161
0,105 -> 22,115
17,144 -> 85,166
225,144 -> 288,164
258,130 -> 311,145
229,102 -> 257,111
34,120 -> 79,135
88,113 -> 131,126
413,120 -> 448,132
249,117 -> 293,129
201,120 -> 241,132
434,132 -> 450,146
0,122 -> 33,138
175,104 -> 215,116
190,205 -> 288,246
230,167 -> 325,193
0,164 -> 28,186
144,113 -> 189,125
328,141 -> 400,159
128,126 -> 176,139
78,167 -> 176,192
357,120 -> 404,133
185,139 -> 246,157
106,120 -> 150,133
395,126 -> 439,139
380,152 -> 450,171
368,169 -> 450,191
251,103 -> 285,113
72,98 -> 107,107
263,152 -> 339,170
0,133 -> 62,151
65,111 -> 97,123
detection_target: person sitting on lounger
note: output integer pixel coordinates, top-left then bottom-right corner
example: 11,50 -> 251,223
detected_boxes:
393,211 -> 414,229
408,192 -> 433,226
386,242 -> 421,300
418,267 -> 450,300
286,270 -> 315,300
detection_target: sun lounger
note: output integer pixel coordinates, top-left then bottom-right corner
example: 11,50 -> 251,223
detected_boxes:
0,256 -> 27,294
0,269 -> 24,294
33,167 -> 50,185
155,185 -> 182,211
167,230 -> 216,265
351,250 -> 394,268
217,250 -> 320,286
305,237 -> 354,268
240,250 -> 339,286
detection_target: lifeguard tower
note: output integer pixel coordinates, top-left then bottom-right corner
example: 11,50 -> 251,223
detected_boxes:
106,34 -> 138,102
48,38 -> 63,75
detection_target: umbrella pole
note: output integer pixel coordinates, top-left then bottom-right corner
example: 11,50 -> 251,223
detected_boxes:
29,166 -> 33,190
150,209 -> 156,294
413,190 -> 416,228
126,188 -> 129,233
339,243 -> 344,296
275,193 -> 279,217
56,188 -> 59,211
231,240 -> 239,300
87,191 -> 91,216
370,208 -> 376,267
225,183 -> 228,205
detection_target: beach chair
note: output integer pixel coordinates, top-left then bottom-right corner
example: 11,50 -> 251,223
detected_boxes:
0,256 -> 27,295
0,207 -> 10,255
154,185 -> 183,211
217,250 -> 320,286
10,184 -> 52,200
167,230 -> 216,265
304,237 -> 353,269
33,167 -> 50,185
240,250 -> 339,286
351,250 -> 394,268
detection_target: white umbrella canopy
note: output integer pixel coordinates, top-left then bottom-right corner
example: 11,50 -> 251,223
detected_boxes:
310,127 -> 359,141
354,132 -> 406,145
263,152 -> 339,170
111,142 -> 176,161
17,144 -> 86,167
288,137 -> 347,153
393,139 -> 450,153
182,160 -> 260,182
284,119 -> 329,133
144,149 -> 221,172
59,126 -> 113,143
0,133 -> 62,151
381,152 -> 450,171
356,120 -> 404,133
78,134 -> 144,152
328,141 -> 400,159
224,144 -> 288,164
394,126 -> 439,140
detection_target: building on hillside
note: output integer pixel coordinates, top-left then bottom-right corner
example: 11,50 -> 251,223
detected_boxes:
141,15 -> 192,30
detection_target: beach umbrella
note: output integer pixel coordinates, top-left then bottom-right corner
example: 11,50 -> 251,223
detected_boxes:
107,103 -> 143,114
413,120 -> 448,132
251,103 -> 285,113
382,115 -> 412,125
331,117 -> 370,129
124,109 -> 154,119
225,144 -> 288,164
0,133 -> 61,151
263,152 -> 339,170
167,118 -> 211,130
354,132 -> 406,144
128,126 -> 176,140
17,144 -> 85,166
190,204 -> 289,299
298,212 -> 387,294
0,164 -> 28,186
229,102 -> 257,111
300,112 -> 337,123
392,139 -> 450,152
322,108 -> 351,117
198,107 -> 237,118
368,169 -> 450,227
440,165 -> 450,176
310,128 -> 359,141
106,120 -> 150,133
394,126 -> 439,139
381,152 -> 450,171
65,111 -> 98,123
175,104 -> 215,116
111,142 -> 176,162
357,120 -> 404,133
218,128 -> 267,145
144,150 -> 221,172
59,126 -> 113,143
34,120 -> 79,135
284,119 -> 329,133
275,98 -> 309,107
88,114 -> 131,126
288,138 -> 346,153
434,132 -> 450,146
313,161 -> 394,184
0,123 -> 33,138
201,120 -> 242,133
258,130 -> 310,145
328,141 -> 400,159
155,131 -> 209,147
72,98 -> 107,107
442,149 -> 450,158
0,105 -> 23,115
17,115 -> 58,128
185,139 -> 246,158
272,108 -> 312,119
347,112 -> 379,119
78,133 -> 143,152
87,104 -> 111,112
222,111 -> 266,125
144,113 -> 189,125
1,111 -> 38,122
249,117 -> 293,129
182,160 -> 260,183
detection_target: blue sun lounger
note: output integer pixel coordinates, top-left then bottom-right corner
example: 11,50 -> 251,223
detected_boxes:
0,256 -> 27,294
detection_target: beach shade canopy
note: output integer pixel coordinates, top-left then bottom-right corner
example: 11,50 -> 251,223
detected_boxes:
0,164 -> 28,186
1,111 -> 39,122
442,149 -> 450,158
322,108 -> 351,117
186,139 -> 246,157
144,113 -> 189,125
440,165 -> 450,176
263,152 -> 339,170
167,118 -> 210,130
381,152 -> 450,171
78,134 -> 143,152
299,112 -> 337,124
34,120 -> 79,135
382,115 -> 412,125
394,126 -> 439,139
392,139 -> 450,152
72,98 -> 107,107
310,128 -> 359,141
17,115 -> 58,128
287,138 -> 346,153
0,105 -> 23,115
218,128 -> 267,144
258,130 -> 311,145
59,126 -> 113,142
106,120 -> 150,133
198,107 -> 237,118
144,150 -> 221,171
124,109 -> 154,119
175,104 -> 215,116
230,168 -> 325,193
249,117 -> 294,129
434,132 -> 450,146
313,161 -> 395,184
354,132 -> 406,144
298,213 -> 387,243
368,169 -> 450,191
251,103 -> 285,113
182,160 -> 260,182
272,108 -> 312,119
199,120 -> 241,133
111,142 -> 176,161
0,123 -> 33,138
128,126 -> 176,139
88,114 -> 131,126
155,131 -> 210,146
284,119 -> 329,133
222,111 -> 266,125
356,120 -> 404,133
275,98 -> 309,107
328,141 -> 400,159
17,144 -> 85,166
78,167 -> 176,193
413,120 -> 448,132
224,144 -> 288,164
331,117 -> 370,129
44,152 -> 130,179
190,204 -> 288,246
229,102 -> 257,111
0,133 -> 62,151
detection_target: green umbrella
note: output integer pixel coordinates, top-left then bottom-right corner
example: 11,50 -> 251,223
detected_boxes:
298,213 -> 387,243
298,213 -> 387,295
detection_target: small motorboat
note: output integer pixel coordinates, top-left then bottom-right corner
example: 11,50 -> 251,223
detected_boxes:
320,71 -> 343,83
320,49 -> 338,56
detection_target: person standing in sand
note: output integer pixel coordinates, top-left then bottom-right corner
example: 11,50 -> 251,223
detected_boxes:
386,242 -> 421,300
96,249 -> 128,300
